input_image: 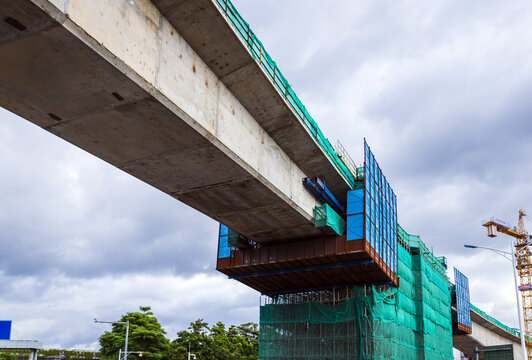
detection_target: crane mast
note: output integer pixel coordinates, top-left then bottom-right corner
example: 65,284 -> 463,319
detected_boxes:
483,210 -> 532,359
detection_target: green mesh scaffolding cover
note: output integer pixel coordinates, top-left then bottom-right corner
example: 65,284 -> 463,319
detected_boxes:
212,0 -> 357,188
314,204 -> 346,236
259,231 -> 453,359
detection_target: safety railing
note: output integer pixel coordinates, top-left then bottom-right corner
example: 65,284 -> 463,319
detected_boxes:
470,303 -> 530,341
212,0 -> 356,188
334,140 -> 359,181
397,225 -> 450,282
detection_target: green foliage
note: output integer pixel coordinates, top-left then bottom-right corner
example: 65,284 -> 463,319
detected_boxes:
98,307 -> 258,360
39,349 -> 100,359
0,353 -> 17,360
0,350 -> 98,360
99,306 -> 170,360
170,320 -> 258,360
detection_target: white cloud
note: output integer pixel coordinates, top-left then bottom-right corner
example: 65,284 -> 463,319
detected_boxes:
2,271 -> 257,349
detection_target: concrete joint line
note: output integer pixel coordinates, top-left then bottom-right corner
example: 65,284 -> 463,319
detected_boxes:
116,143 -> 214,169
42,97 -> 154,131
170,176 -> 255,195
219,59 -> 255,83
211,203 -> 281,218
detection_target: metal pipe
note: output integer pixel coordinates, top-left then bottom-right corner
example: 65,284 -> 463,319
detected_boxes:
124,321 -> 129,360
511,240 -> 528,360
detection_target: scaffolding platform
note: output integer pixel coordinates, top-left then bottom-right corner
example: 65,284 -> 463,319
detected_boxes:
217,235 -> 399,294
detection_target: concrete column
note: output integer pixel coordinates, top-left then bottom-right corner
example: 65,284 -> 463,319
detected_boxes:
28,349 -> 37,360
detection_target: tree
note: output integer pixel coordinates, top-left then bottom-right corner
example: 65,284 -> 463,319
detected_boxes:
99,306 -> 170,360
97,307 -> 258,360
170,320 -> 258,360
0,353 -> 17,360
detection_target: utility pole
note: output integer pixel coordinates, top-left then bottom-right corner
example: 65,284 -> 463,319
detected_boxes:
94,319 -> 130,360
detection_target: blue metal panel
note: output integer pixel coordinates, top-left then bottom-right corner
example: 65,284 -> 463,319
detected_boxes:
361,140 -> 398,273
371,224 -> 376,250
347,214 -> 364,240
0,321 -> 11,340
385,222 -> 389,246
376,210 -> 380,234
219,224 -> 229,237
218,224 -> 231,258
347,189 -> 364,215
365,215 -> 371,246
303,177 -> 345,216
314,177 -> 345,215
347,189 -> 365,241
454,268 -> 472,328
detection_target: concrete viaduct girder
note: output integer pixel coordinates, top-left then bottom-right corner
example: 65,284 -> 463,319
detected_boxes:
0,0 -> 349,243
454,307 -> 524,359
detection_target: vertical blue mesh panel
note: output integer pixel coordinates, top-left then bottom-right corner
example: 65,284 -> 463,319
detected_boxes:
363,141 -> 398,272
454,268 -> 472,328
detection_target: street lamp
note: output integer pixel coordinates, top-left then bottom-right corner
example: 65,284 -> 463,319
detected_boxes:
94,319 -> 130,360
119,349 -> 143,358
463,244 -> 512,261
188,342 -> 196,360
464,242 -> 527,359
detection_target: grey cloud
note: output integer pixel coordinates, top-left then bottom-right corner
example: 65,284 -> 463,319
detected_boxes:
2,0 -> 532,348
233,0 -> 532,329
0,109 -> 218,279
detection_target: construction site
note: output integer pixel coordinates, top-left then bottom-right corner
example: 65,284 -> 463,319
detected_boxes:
0,0 -> 531,359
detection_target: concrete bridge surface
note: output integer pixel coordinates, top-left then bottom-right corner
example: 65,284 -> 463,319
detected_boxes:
0,0 -> 352,245
0,340 -> 42,360
454,305 -> 524,359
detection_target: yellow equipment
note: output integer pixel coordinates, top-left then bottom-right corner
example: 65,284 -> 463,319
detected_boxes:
483,210 -> 532,359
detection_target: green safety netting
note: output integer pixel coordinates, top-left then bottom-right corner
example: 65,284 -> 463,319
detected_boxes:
398,225 -> 449,280
212,0 -> 357,188
314,204 -> 346,236
470,303 -> 528,340
259,233 -> 453,359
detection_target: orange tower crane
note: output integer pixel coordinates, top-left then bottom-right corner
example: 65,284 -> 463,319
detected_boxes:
483,210 -> 532,359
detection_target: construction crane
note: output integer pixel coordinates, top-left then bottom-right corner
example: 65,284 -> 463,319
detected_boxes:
483,210 -> 532,359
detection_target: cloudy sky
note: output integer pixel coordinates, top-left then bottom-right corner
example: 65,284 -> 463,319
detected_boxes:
2,0 -> 532,352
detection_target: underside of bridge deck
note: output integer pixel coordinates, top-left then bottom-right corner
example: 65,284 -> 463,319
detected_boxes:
0,0 -> 351,244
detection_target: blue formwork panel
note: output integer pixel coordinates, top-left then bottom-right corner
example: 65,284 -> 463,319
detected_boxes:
454,268 -> 472,329
347,214 -> 364,240
218,224 -> 231,258
347,190 -> 364,215
347,189 -> 364,241
0,321 -> 11,340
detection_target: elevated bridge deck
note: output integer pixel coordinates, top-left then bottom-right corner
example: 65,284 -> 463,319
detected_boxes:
0,0 -> 352,245
454,304 -> 524,359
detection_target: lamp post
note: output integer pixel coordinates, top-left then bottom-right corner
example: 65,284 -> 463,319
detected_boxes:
188,342 -> 196,360
464,243 -> 527,359
463,244 -> 512,261
94,319 -> 130,360
119,349 -> 143,359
